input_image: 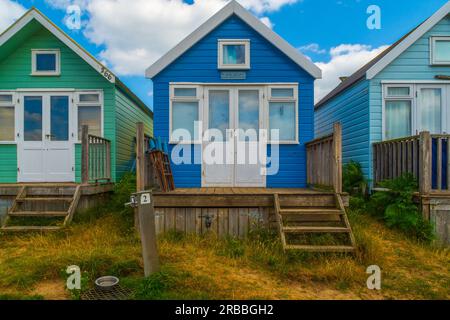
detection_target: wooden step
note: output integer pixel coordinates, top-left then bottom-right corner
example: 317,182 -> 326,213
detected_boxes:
282,226 -> 350,233
8,211 -> 68,218
1,226 -> 62,232
280,208 -> 343,215
284,245 -> 356,253
17,197 -> 73,202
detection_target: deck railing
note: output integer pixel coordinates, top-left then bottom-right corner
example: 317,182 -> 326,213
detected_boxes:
373,132 -> 450,193
81,125 -> 112,184
306,123 -> 342,193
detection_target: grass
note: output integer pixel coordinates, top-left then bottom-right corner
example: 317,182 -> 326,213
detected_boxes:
0,206 -> 449,300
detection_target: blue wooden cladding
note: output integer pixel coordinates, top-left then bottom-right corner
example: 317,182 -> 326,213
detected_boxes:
152,15 -> 315,188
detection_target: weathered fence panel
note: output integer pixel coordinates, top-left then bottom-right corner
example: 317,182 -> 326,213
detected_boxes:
81,125 -> 112,184
306,123 -> 342,193
373,132 -> 450,193
154,207 -> 272,238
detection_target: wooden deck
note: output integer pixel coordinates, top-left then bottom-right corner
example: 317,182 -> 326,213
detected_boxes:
0,183 -> 114,197
153,188 -> 340,208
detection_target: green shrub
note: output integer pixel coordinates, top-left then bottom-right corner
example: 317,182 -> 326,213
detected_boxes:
343,161 -> 368,197
367,173 -> 434,242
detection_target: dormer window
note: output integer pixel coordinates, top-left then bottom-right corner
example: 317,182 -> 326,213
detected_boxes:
218,40 -> 250,70
430,37 -> 450,65
32,49 -> 60,76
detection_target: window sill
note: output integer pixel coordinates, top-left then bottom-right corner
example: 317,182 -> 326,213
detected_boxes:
30,72 -> 61,77
218,66 -> 250,70
0,141 -> 17,145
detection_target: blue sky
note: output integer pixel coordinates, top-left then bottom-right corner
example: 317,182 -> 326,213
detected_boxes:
2,0 -> 449,109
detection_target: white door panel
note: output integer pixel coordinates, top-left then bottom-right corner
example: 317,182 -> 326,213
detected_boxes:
18,93 -> 74,182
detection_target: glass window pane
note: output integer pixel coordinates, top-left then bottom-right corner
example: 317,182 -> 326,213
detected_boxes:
0,107 -> 14,141
209,90 -> 229,140
174,88 -> 197,97
269,102 -> 296,141
238,90 -> 259,141
223,44 -> 246,65
387,87 -> 410,97
0,95 -> 13,103
419,88 -> 442,134
172,101 -> 198,141
36,53 -> 56,71
24,96 -> 43,141
385,100 -> 411,140
271,88 -> 294,98
435,40 -> 450,62
51,96 -> 69,141
79,94 -> 100,103
78,106 -> 101,138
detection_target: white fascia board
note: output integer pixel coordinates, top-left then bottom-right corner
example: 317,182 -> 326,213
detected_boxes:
146,0 -> 322,79
366,1 -> 450,80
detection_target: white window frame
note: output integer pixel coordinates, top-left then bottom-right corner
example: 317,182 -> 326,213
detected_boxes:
430,36 -> 450,65
0,91 -> 17,144
267,84 -> 299,144
31,49 -> 61,76
169,85 -> 203,144
75,90 -> 104,142
382,84 -> 414,141
218,39 -> 250,70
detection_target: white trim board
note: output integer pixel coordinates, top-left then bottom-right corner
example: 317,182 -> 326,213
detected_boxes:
0,8 -> 116,84
366,1 -> 450,79
146,0 -> 321,79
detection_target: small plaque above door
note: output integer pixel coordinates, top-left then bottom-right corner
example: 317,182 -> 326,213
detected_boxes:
221,71 -> 247,80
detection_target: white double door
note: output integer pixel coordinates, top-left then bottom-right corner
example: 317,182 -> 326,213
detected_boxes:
18,92 -> 75,182
202,87 -> 267,187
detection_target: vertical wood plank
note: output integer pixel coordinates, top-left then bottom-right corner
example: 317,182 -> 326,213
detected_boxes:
208,209 -> 218,234
185,208 -> 196,234
239,208 -> 249,238
248,208 -> 260,231
437,137 -> 442,190
165,208 -> 176,232
229,208 -> 239,237
218,208 -> 229,238
195,208 -> 202,235
154,209 -> 164,236
175,208 -> 186,233
333,123 -> 343,193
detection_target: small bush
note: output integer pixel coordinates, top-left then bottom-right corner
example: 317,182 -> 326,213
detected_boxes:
367,173 -> 434,242
343,161 -> 368,197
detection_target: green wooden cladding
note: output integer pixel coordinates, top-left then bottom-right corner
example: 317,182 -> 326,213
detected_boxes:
0,22 -> 152,183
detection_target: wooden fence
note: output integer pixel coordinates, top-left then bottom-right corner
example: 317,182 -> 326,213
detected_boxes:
81,125 -> 112,184
153,207 -> 271,238
306,123 -> 342,193
373,131 -> 450,193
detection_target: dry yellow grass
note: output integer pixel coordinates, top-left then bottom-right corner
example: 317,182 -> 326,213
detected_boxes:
0,210 -> 448,300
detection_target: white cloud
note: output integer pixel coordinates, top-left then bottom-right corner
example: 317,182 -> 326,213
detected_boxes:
298,43 -> 326,55
44,0 -> 299,76
314,43 -> 389,103
0,0 -> 26,33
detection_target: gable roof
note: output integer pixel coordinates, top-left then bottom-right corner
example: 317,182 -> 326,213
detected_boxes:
0,7 -> 153,118
315,1 -> 450,109
145,0 -> 322,79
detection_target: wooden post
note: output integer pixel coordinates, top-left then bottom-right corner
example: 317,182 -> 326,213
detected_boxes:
332,123 -> 343,194
419,131 -> 431,220
136,191 -> 160,277
81,125 -> 89,185
419,131 -> 432,195
135,122 -> 145,229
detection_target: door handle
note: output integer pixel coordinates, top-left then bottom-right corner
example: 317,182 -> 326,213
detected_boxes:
45,134 -> 55,139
